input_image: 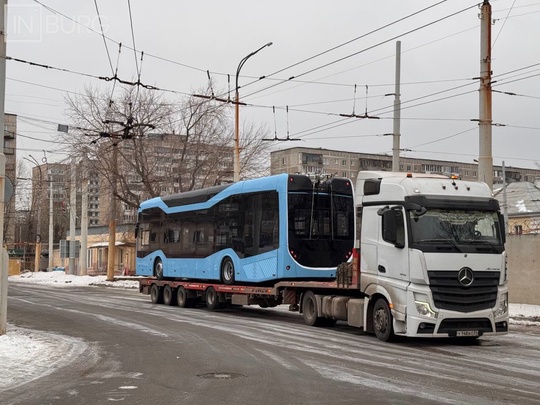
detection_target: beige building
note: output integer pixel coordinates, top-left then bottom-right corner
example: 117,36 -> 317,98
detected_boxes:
270,146 -> 540,186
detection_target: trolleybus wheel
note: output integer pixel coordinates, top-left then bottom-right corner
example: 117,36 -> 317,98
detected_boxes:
154,258 -> 164,280
373,298 -> 395,342
150,284 -> 163,304
205,286 -> 221,310
163,285 -> 176,306
221,258 -> 235,285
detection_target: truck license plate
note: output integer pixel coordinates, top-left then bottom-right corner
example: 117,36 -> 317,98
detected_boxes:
456,330 -> 479,337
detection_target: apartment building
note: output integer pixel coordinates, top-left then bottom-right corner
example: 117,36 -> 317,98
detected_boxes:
270,147 -> 540,185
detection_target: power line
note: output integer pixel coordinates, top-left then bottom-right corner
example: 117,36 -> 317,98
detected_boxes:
241,3 -> 479,100
244,1 -> 448,85
4,55 -> 193,97
32,0 -> 215,75
93,0 -> 115,75
126,0 -> 140,78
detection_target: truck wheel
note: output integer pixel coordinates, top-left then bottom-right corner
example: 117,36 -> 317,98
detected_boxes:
163,285 -> 177,306
221,258 -> 235,285
177,286 -> 187,307
205,287 -> 222,310
373,298 -> 395,342
302,291 -> 323,326
154,258 -> 164,280
150,284 -> 163,304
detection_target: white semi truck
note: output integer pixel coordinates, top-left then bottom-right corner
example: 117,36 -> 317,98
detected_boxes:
351,171 -> 508,341
140,171 -> 509,342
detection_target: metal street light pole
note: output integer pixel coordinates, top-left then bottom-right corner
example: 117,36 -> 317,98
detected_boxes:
234,42 -> 272,182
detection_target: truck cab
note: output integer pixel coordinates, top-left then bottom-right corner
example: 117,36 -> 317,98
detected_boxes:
356,171 -> 509,340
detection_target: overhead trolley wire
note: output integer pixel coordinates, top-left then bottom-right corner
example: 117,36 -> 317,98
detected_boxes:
240,1 -> 448,89
242,3 -> 480,100
32,0 -> 218,76
127,0 -> 140,78
93,0 -> 115,75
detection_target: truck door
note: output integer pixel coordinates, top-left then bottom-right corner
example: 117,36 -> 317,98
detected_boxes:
377,206 -> 409,282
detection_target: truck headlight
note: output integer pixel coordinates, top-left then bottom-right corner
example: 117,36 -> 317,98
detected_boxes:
495,293 -> 508,317
415,301 -> 438,318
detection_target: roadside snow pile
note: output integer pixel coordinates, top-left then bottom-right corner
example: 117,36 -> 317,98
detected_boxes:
10,271 -> 140,289
0,325 -> 88,391
509,303 -> 540,326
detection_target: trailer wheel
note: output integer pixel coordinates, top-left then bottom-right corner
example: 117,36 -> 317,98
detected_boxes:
154,258 -> 164,280
150,284 -> 163,304
221,258 -> 235,285
205,287 -> 222,310
373,298 -> 395,342
177,286 -> 195,308
163,285 -> 177,306
302,291 -> 323,326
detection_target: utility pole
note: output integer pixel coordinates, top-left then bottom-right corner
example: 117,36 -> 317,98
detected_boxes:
107,144 -> 117,281
502,161 -> 509,234
80,174 -> 88,275
392,41 -> 401,172
68,159 -> 76,274
0,0 -> 8,336
478,0 -> 493,189
25,156 -> 42,272
48,179 -> 54,271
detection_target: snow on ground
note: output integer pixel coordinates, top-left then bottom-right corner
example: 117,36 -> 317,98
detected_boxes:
10,270 -> 141,289
1,271 -> 539,393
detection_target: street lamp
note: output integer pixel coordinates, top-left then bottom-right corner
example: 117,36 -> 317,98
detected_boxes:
234,42 -> 272,182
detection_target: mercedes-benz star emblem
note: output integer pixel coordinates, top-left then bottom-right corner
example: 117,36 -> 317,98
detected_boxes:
458,267 -> 474,287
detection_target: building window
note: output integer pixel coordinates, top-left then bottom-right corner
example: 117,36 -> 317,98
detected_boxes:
350,160 -> 355,166
342,159 -> 347,166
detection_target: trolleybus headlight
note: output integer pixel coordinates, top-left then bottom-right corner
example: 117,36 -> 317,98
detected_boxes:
495,293 -> 508,317
415,301 -> 438,318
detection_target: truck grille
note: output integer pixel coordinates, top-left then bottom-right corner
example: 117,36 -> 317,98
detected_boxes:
427,271 -> 499,312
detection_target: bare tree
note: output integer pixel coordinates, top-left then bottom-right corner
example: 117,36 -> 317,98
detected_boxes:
61,83 -> 271,211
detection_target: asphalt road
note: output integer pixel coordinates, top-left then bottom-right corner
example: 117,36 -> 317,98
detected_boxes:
5,284 -> 540,405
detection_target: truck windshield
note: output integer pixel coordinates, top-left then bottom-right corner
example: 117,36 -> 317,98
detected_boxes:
409,209 -> 504,253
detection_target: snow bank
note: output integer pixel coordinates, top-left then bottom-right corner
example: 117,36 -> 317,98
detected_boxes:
11,270 -> 140,289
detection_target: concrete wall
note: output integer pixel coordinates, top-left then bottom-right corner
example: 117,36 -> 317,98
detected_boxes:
506,234 -> 540,305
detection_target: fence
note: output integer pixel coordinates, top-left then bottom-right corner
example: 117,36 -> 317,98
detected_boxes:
506,233 -> 540,305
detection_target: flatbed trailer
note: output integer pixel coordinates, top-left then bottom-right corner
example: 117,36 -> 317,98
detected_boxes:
139,261 -> 369,330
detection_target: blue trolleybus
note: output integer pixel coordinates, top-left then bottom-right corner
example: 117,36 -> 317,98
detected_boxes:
135,173 -> 354,284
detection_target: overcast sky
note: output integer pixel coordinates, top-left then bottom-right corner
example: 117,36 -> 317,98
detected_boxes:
5,0 -> 540,185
